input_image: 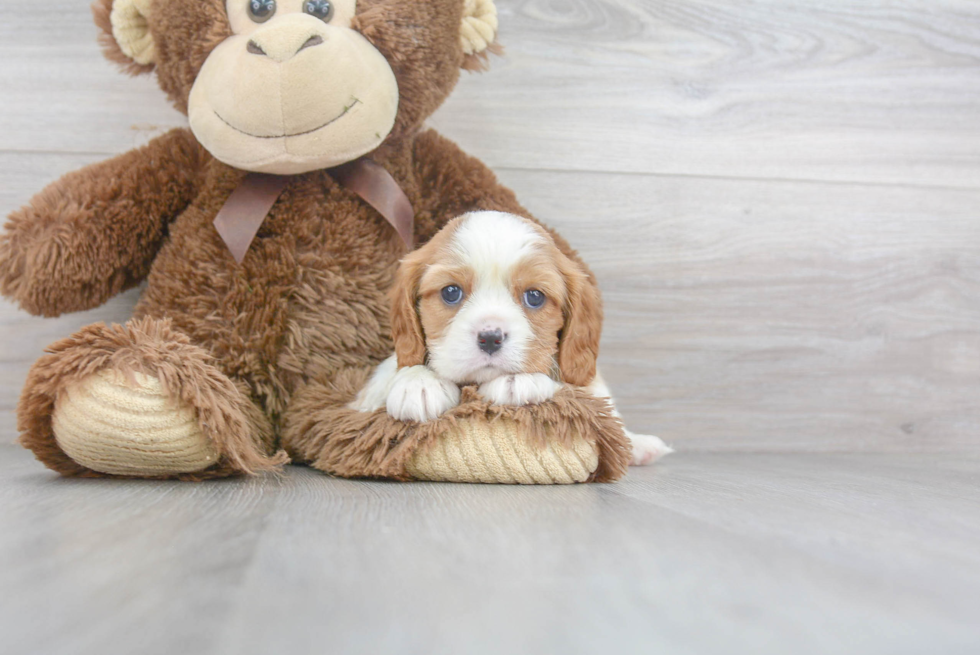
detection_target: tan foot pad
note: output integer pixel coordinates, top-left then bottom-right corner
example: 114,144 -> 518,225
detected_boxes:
406,417 -> 599,484
52,369 -> 217,476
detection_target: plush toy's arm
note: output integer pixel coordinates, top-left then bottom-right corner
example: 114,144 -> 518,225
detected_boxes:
0,128 -> 208,317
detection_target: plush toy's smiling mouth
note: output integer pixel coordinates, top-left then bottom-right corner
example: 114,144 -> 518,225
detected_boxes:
214,99 -> 361,139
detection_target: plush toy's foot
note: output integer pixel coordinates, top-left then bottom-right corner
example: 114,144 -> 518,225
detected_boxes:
18,317 -> 286,479
284,368 -> 631,484
52,368 -> 218,476
403,416 -> 599,484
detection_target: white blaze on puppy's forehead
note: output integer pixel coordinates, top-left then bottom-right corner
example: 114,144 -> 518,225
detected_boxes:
450,212 -> 545,280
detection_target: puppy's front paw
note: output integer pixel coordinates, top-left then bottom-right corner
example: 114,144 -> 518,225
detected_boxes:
627,430 -> 673,466
479,373 -> 560,406
386,366 -> 460,422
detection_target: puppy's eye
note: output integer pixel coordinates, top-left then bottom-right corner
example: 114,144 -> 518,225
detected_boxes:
248,0 -> 276,22
304,0 -> 334,21
441,285 -> 464,305
523,289 -> 546,308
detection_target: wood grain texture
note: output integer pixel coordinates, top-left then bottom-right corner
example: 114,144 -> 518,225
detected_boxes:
2,446 -> 978,655
2,1 -> 979,186
494,168 -> 980,452
433,0 -> 980,186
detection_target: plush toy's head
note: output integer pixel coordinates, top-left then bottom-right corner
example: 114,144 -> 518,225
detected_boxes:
94,0 -> 499,174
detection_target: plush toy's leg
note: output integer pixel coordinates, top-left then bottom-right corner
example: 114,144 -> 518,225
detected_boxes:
282,366 -> 414,480
18,317 -> 286,479
282,365 -> 633,484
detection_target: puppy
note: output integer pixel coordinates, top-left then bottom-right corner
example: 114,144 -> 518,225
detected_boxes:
349,211 -> 671,465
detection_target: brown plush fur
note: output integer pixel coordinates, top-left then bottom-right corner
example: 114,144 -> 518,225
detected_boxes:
284,373 -> 631,483
18,317 -> 286,478
0,129 -> 208,317
1,0 -> 613,480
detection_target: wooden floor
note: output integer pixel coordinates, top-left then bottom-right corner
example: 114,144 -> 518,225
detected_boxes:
1,0 -> 979,653
2,445 -> 978,655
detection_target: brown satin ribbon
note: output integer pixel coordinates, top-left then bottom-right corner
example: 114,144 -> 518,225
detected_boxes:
330,158 -> 415,249
213,173 -> 290,264
213,159 -> 414,264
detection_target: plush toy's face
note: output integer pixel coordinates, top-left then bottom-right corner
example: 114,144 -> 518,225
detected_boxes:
188,0 -> 398,174
97,0 -> 499,174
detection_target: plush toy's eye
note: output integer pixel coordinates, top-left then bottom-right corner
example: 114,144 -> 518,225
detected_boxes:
304,0 -> 334,21
441,285 -> 464,305
523,289 -> 546,309
248,0 -> 276,23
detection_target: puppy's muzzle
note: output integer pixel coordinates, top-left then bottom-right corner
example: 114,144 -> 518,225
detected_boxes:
477,328 -> 506,356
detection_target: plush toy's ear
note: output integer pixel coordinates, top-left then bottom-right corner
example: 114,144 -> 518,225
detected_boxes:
556,252 -> 604,387
460,0 -> 501,71
92,0 -> 157,74
389,249 -> 429,369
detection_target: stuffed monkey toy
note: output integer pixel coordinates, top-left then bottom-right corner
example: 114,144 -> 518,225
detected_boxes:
0,0 -> 631,482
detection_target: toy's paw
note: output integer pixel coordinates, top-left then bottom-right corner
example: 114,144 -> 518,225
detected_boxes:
627,430 -> 673,466
386,365 -> 460,422
406,416 -> 600,485
479,373 -> 560,406
52,369 -> 219,476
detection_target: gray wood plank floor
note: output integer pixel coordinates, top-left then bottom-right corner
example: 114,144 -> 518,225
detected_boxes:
2,445 -> 978,655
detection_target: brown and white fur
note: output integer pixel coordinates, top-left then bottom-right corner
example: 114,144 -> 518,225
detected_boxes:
350,211 -> 671,465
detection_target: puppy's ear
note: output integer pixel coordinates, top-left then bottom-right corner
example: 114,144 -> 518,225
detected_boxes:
389,249 -> 429,368
556,253 -> 603,386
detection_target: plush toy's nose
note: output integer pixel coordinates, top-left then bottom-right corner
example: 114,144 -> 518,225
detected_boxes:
247,31 -> 323,63
477,329 -> 506,356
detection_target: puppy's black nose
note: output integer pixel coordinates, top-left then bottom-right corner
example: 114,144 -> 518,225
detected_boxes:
477,329 -> 505,355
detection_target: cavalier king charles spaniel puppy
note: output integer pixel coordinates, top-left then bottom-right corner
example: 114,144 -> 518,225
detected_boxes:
350,211 -> 670,465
